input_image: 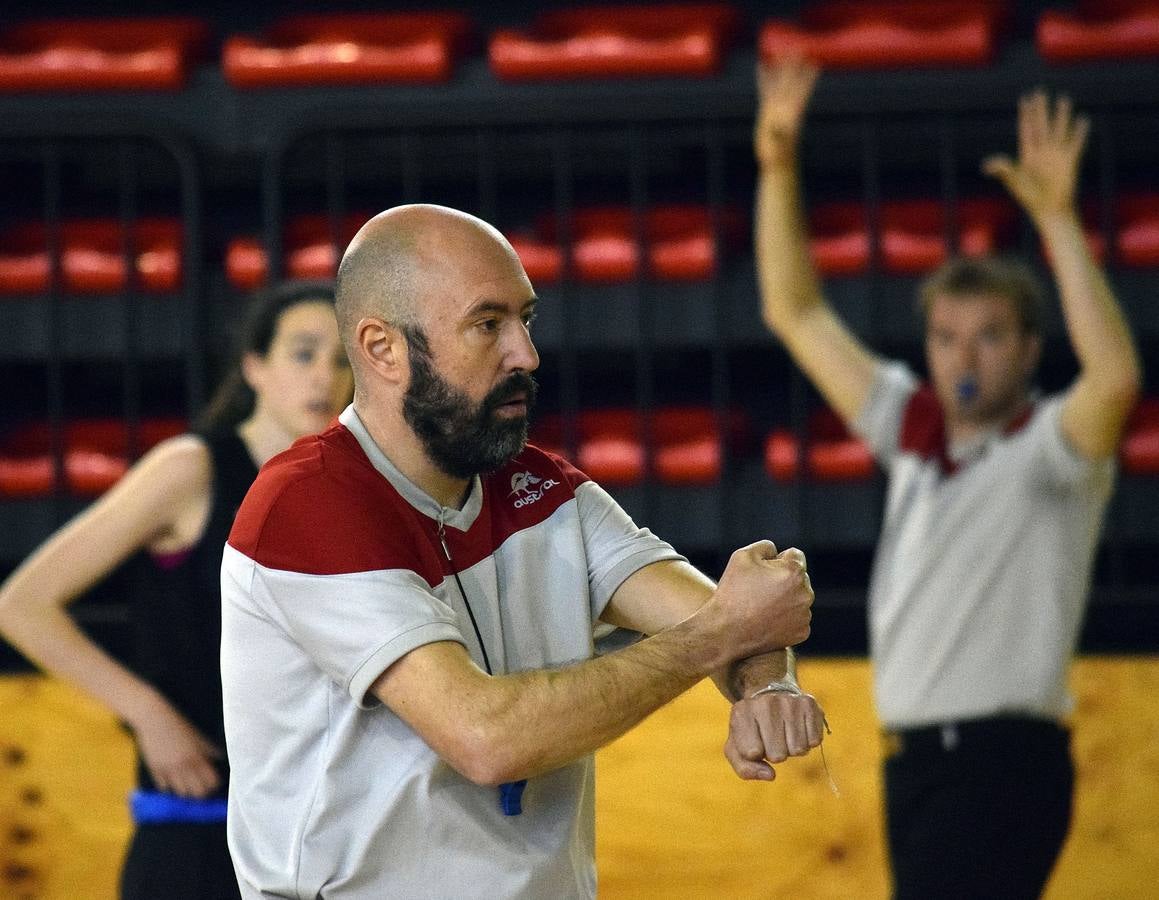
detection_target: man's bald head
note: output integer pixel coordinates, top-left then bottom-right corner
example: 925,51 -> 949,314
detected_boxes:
335,204 -> 522,354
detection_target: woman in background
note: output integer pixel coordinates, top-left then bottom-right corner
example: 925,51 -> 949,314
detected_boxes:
0,280 -> 353,899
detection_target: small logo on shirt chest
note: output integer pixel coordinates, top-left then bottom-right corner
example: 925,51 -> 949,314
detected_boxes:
509,471 -> 559,509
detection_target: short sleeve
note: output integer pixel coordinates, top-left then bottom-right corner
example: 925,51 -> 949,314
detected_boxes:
573,481 -> 685,621
852,361 -> 920,467
1029,395 -> 1117,494
248,563 -> 466,708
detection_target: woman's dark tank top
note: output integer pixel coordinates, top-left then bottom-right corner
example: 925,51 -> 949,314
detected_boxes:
126,429 -> 258,796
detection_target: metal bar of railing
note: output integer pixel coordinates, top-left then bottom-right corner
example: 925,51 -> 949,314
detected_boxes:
476,128 -> 498,224
629,125 -> 654,523
705,120 -> 731,561
552,127 -> 579,462
862,115 -> 883,312
939,113 -> 960,257
262,143 -> 287,285
400,132 -> 421,204
117,138 -> 142,462
325,130 -> 348,280
42,140 -> 65,518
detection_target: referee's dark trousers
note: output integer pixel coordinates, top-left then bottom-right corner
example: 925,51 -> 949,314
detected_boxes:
884,715 -> 1074,900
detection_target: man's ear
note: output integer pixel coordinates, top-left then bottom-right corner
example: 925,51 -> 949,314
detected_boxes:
357,316 -> 408,385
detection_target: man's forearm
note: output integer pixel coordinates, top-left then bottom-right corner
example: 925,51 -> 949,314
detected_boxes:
1038,211 -> 1141,387
441,612 -> 731,785
756,162 -> 827,335
380,544 -> 814,786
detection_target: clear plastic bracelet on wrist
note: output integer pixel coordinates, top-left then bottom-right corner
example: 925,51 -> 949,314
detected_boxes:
748,679 -> 802,700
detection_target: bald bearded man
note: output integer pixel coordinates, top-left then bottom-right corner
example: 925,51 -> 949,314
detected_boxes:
220,204 -> 825,899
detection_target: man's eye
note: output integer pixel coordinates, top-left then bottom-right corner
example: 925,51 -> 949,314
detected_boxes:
522,312 -> 537,328
479,319 -> 499,332
293,350 -> 314,364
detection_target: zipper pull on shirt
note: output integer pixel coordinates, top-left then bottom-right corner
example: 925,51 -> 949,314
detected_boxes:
436,518 -> 453,564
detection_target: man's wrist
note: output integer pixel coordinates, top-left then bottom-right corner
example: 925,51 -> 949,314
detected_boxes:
757,151 -> 799,175
1031,207 -> 1083,234
725,652 -> 794,702
748,678 -> 802,700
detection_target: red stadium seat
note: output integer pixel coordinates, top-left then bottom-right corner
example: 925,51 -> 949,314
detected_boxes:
1117,193 -> 1159,268
1037,1 -> 1159,64
764,408 -> 875,482
489,4 -> 740,81
531,406 -> 749,485
0,417 -> 186,497
760,1 -> 1008,70
564,212 -> 643,283
530,205 -> 743,282
0,219 -> 183,295
225,213 -> 369,291
505,233 -> 564,284
809,198 -> 1016,276
0,17 -> 209,92
576,409 -> 661,484
1121,397 -> 1159,475
650,407 -> 748,483
223,13 -> 473,88
764,430 -> 800,482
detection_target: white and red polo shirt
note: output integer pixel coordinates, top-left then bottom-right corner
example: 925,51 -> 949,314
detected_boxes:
220,405 -> 681,899
853,362 -> 1115,730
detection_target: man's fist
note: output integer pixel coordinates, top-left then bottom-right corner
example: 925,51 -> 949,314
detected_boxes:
711,540 -> 814,659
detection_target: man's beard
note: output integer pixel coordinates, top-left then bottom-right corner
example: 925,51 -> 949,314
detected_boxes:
402,332 -> 538,479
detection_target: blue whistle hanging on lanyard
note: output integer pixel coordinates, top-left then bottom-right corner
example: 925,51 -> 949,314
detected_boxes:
499,779 -> 528,815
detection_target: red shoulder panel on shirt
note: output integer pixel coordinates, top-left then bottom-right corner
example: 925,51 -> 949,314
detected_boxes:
530,445 -> 591,491
1003,403 -> 1035,436
228,424 -> 444,582
899,384 -> 948,463
898,385 -> 1038,475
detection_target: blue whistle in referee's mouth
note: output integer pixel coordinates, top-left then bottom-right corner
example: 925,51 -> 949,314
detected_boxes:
956,376 -> 978,405
499,780 -> 528,816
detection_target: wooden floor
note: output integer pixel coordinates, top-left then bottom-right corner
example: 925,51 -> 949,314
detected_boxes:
2,657 -> 1158,898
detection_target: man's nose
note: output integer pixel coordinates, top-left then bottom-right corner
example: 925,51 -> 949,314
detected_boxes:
956,340 -> 979,370
506,323 -> 540,373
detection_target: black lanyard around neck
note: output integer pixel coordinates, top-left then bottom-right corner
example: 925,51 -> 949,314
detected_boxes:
434,516 -> 527,816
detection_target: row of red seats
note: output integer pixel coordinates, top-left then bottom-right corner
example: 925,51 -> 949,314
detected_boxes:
0,418 -> 184,496
1,3 -> 1156,92
225,206 -> 746,290
10,192 -> 1158,296
811,199 -> 1015,276
3,402 -> 1156,497
0,220 -> 182,294
764,0 -> 1159,69
530,401 -> 1159,487
813,196 -> 1159,274
222,195 -> 1159,289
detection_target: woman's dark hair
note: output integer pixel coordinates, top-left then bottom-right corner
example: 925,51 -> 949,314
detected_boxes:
194,280 -> 337,434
